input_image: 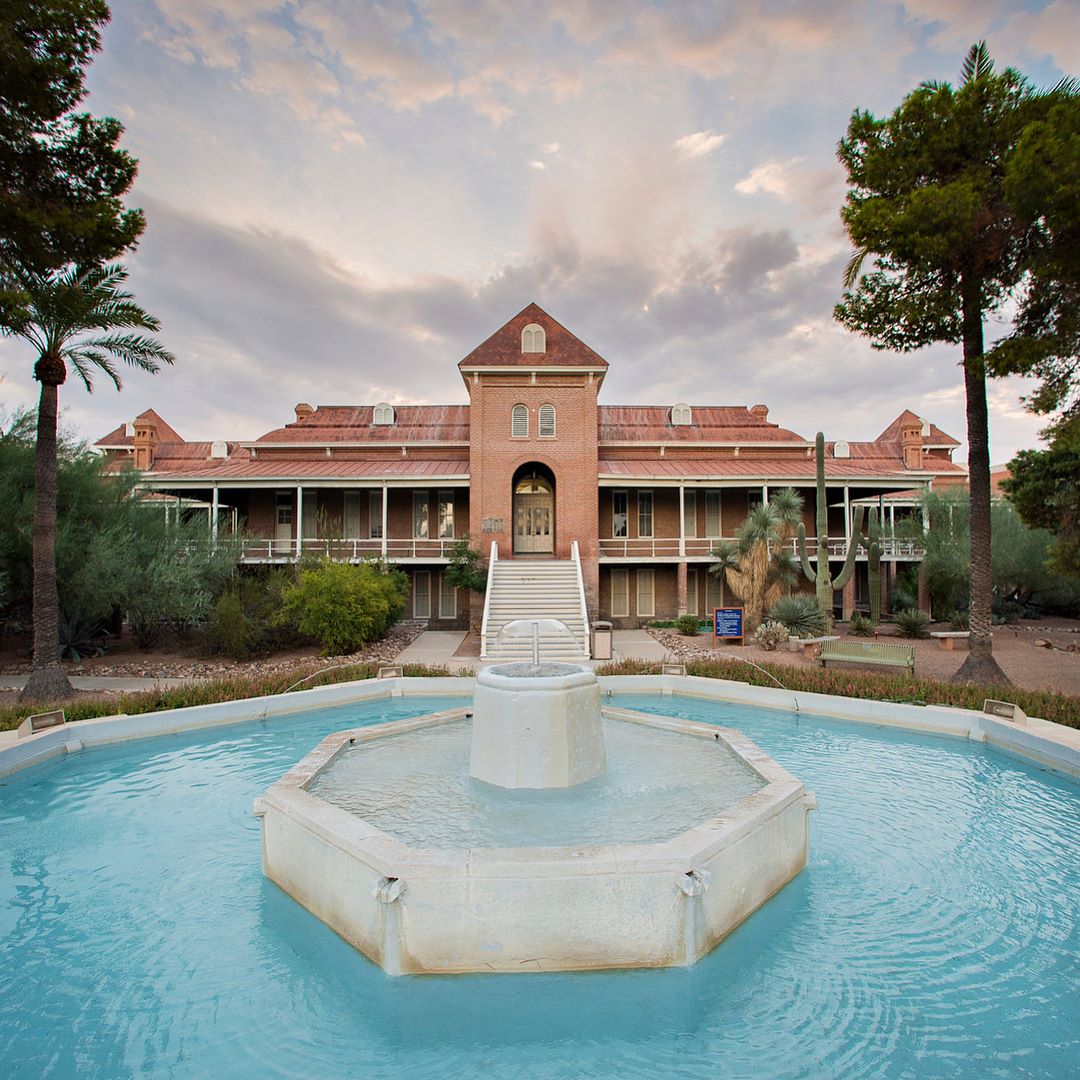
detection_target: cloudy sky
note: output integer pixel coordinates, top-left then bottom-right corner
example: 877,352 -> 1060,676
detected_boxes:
3,0 -> 1078,462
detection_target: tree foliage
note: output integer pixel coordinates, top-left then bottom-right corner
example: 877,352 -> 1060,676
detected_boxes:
833,41 -> 1070,684
0,413 -> 240,641
989,94 -> 1080,435
1002,436 -> 1080,580
444,536 -> 488,594
0,0 -> 143,322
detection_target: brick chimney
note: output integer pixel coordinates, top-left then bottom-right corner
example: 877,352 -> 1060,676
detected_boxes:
133,418 -> 157,470
901,419 -> 923,470
749,404 -> 769,421
295,403 -> 314,421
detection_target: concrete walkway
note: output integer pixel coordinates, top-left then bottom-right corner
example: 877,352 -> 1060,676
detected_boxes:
391,628 -> 672,670
0,676 -> 204,693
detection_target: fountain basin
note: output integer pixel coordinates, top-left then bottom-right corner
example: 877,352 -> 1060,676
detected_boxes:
255,706 -> 815,975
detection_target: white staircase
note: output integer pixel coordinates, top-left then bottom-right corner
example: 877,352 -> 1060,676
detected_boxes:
481,543 -> 590,661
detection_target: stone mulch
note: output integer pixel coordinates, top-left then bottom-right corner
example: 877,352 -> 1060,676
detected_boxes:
0,621 -> 428,680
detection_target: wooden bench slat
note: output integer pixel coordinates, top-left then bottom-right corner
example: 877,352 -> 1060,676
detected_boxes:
819,640 -> 915,673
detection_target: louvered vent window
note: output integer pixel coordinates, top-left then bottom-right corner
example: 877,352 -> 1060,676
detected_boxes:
521,323 -> 546,352
512,404 -> 529,438
538,404 -> 556,437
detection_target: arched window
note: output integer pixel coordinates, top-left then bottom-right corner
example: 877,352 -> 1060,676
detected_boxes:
521,323 -> 546,353
373,402 -> 395,425
670,403 -> 692,426
538,403 -> 556,438
512,404 -> 529,438
833,440 -> 850,459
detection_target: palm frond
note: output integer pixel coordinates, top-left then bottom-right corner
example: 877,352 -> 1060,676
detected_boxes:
843,247 -> 870,290
76,333 -> 175,372
960,41 -> 992,86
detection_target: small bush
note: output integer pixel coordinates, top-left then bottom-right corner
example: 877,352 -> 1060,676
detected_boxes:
204,591 -> 254,659
894,607 -> 931,638
59,615 -> 110,661
674,614 -> 701,636
278,560 -> 409,656
767,595 -> 827,638
948,610 -> 970,631
754,620 -> 790,651
848,612 -> 875,637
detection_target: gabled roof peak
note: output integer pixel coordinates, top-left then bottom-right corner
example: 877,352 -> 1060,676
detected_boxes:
459,303 -> 609,370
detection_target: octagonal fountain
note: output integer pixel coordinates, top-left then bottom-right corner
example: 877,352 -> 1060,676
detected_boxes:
255,622 -> 815,975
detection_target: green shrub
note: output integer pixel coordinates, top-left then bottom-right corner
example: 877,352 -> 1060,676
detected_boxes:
894,607 -> 931,638
767,594 -> 827,638
444,536 -> 488,593
674,614 -> 701,636
948,609 -> 970,631
848,612 -> 875,637
278,560 -> 409,656
754,620 -> 789,651
204,591 -> 254,659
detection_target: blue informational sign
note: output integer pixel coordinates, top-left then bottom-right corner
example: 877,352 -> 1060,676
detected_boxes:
713,607 -> 744,640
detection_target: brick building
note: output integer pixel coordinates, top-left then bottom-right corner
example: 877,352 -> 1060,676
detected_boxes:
96,304 -> 965,649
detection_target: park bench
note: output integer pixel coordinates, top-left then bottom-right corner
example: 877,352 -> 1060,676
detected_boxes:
792,635 -> 839,658
930,631 -> 970,651
819,639 -> 915,674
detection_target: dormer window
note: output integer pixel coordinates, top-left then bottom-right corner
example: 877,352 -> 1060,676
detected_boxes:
670,403 -> 692,426
521,323 -> 546,353
373,402 -> 395,425
512,404 -> 529,438
538,404 -> 556,437
833,440 -> 850,459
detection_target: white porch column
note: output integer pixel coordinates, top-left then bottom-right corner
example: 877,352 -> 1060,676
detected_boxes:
381,485 -> 388,558
890,504 -> 896,531
762,483 -> 769,506
843,485 -> 851,545
211,486 -> 219,541
296,485 -> 303,559
678,484 -> 686,557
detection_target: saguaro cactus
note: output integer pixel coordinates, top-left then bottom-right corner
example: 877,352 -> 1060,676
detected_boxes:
863,507 -> 882,623
796,432 -> 864,623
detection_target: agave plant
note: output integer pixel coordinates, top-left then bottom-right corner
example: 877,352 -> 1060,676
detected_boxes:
766,594 -> 828,638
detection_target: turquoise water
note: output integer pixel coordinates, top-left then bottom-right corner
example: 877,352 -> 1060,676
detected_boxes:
0,692 -> 1077,1078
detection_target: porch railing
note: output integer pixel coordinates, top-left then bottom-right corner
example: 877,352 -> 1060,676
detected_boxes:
597,536 -> 923,559
240,537 -> 458,562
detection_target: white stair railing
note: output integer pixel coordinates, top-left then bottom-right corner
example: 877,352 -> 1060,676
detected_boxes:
480,541 -> 498,659
571,540 -> 591,658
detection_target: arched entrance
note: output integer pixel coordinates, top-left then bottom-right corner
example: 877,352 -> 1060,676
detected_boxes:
512,463 -> 555,554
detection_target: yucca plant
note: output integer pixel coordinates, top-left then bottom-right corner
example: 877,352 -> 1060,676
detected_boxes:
894,607 -> 932,638
848,612 -> 875,636
766,594 -> 828,638
710,488 -> 803,630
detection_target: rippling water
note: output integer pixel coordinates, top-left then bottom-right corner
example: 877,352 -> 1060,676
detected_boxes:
1,692 -> 1078,1078
309,716 -> 763,847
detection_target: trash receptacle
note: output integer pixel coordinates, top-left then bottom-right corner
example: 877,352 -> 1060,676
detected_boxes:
591,621 -> 613,661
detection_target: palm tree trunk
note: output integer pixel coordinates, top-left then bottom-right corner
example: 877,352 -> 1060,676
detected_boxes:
19,378 -> 75,703
954,275 -> 1008,685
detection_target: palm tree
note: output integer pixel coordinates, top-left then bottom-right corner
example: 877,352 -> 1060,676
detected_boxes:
709,489 -> 803,629
0,262 -> 174,702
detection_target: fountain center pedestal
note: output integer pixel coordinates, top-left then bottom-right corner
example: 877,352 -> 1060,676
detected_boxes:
469,661 -> 606,790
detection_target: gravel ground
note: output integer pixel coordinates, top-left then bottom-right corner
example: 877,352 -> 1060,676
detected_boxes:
648,617 -> 1080,696
0,620 -> 428,681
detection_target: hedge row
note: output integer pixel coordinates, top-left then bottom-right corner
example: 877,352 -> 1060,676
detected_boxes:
0,662 -> 466,732
595,657 -> 1080,730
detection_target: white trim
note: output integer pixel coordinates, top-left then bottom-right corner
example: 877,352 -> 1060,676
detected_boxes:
480,541 -> 498,656
459,365 -> 607,374
438,572 -> 457,620
571,540 -> 591,656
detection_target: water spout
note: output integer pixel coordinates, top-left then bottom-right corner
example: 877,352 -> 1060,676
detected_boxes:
532,621 -> 540,666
